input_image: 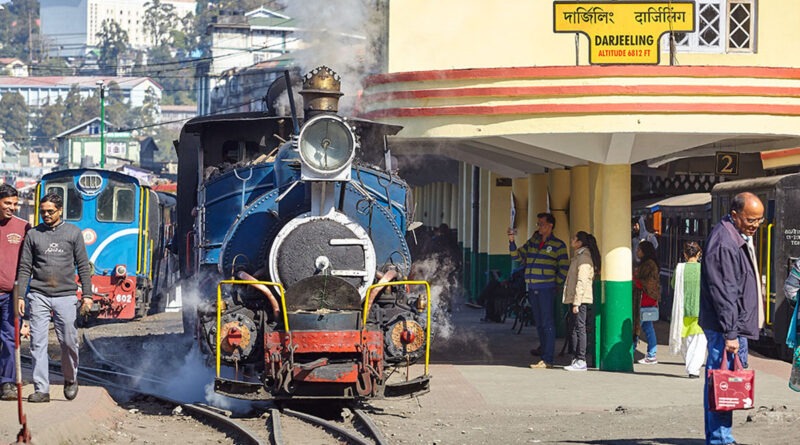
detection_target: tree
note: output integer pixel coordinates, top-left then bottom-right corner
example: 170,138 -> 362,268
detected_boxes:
31,57 -> 72,76
0,92 -> 30,143
96,19 -> 129,75
0,0 -> 40,62
144,0 -> 178,47
131,87 -> 161,137
34,96 -> 66,142
62,85 -> 86,130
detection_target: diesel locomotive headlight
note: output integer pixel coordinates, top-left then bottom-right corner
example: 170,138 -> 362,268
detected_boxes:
298,115 -> 356,180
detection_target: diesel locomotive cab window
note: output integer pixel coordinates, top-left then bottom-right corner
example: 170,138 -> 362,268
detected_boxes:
97,181 -> 135,222
45,183 -> 82,220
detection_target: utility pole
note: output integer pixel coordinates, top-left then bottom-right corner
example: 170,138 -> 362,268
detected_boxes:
97,80 -> 106,168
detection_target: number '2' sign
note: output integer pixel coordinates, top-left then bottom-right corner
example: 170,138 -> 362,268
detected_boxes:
716,152 -> 739,176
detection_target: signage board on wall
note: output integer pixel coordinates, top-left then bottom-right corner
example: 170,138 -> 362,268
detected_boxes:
553,1 -> 695,65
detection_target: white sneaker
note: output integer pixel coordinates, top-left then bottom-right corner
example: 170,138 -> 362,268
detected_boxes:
564,359 -> 587,371
637,357 -> 658,365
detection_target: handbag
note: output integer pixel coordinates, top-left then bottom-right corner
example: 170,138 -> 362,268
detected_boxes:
708,352 -> 755,411
640,306 -> 659,322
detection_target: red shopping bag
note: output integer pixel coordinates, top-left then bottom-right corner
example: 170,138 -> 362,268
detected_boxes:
708,352 -> 755,412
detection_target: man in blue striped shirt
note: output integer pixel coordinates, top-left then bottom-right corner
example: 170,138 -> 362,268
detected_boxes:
509,212 -> 569,368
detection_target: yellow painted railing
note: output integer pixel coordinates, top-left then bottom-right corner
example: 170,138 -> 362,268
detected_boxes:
765,222 -> 774,325
215,279 -> 287,378
363,280 -> 432,375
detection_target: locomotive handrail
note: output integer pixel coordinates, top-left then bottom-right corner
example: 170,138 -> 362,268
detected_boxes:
215,279 -> 287,378
363,280 -> 432,375
766,222 -> 774,326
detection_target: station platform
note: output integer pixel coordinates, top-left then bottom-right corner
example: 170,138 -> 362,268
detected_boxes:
1,304 -> 798,444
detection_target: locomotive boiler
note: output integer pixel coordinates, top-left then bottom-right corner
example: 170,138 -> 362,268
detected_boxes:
176,67 -> 431,401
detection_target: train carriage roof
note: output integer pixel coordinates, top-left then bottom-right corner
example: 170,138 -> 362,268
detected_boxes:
42,168 -> 144,187
712,173 -> 800,195
651,193 -> 711,210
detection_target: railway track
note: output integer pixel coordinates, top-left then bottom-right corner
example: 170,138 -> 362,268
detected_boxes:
80,330 -> 392,444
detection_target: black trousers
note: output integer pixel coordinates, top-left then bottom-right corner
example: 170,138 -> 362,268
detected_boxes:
569,304 -> 588,362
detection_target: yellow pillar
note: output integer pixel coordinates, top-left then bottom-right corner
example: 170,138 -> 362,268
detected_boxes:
512,177 -> 529,245
449,182 -> 459,231
570,165 -> 591,237
478,169 -> 491,293
549,169 -> 571,245
528,173 -> 549,237
591,162 -> 633,372
488,173 -> 513,279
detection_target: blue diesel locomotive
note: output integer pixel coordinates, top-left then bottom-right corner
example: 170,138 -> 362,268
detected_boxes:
175,66 -> 431,401
37,168 -> 178,320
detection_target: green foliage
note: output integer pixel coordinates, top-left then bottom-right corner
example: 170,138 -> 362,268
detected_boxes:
33,96 -> 65,142
96,19 -> 129,75
0,0 -> 40,62
144,0 -> 178,47
0,92 -> 29,142
31,57 -> 72,76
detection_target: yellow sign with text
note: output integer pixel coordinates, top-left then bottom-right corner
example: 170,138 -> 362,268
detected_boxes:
554,1 -> 695,65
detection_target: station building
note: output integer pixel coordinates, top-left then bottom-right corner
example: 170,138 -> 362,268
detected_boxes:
360,0 -> 800,371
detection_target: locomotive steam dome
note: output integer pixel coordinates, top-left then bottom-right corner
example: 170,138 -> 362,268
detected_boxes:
299,66 -> 344,115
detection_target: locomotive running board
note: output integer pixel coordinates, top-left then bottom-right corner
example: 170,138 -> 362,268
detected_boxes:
383,374 -> 432,398
214,378 -> 271,401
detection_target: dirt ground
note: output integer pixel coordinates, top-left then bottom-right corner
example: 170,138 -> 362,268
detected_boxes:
26,310 -> 800,445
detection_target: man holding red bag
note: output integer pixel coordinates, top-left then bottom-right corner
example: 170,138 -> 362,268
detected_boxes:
699,192 -> 764,445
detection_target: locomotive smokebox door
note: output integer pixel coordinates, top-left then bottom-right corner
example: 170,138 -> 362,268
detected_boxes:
268,211 -> 377,298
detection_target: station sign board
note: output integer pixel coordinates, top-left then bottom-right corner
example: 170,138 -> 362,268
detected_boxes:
553,1 -> 695,65
715,152 -> 740,176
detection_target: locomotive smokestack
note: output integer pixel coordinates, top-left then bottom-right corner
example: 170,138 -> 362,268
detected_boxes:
300,66 -> 344,119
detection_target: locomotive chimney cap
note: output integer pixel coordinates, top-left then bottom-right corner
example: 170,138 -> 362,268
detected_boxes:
300,66 -> 344,114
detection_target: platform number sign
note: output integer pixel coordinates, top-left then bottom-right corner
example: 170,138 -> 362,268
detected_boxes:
716,152 -> 739,176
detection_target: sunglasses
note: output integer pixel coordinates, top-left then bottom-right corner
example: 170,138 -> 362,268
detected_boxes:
41,209 -> 60,215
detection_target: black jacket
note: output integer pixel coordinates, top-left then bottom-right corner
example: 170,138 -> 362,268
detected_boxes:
699,215 -> 760,340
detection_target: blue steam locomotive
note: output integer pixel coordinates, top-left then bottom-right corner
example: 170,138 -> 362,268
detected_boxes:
37,168 -> 178,319
175,67 -> 431,401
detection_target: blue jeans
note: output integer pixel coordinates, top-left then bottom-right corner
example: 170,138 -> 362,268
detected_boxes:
641,320 -> 658,358
704,329 -> 748,445
0,292 -> 14,384
527,286 -> 556,364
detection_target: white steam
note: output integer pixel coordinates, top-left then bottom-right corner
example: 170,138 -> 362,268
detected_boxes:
281,0 -> 386,113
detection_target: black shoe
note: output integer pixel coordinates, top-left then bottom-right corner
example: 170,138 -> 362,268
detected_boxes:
688,374 -> 700,379
1,383 -> 17,401
64,381 -> 78,401
28,392 -> 50,403
529,347 -> 542,356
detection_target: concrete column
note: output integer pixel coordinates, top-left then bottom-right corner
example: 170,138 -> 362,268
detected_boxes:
488,173 -> 513,279
512,177 -> 529,248
528,173 -> 549,238
433,182 -> 443,226
591,162 -> 633,372
464,164 -> 475,300
442,183 -> 452,229
477,169 -> 491,295
548,169 -> 571,247
449,183 -> 459,232
570,165 -> 591,236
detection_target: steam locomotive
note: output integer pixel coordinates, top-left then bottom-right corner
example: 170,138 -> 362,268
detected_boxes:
175,67 -> 431,400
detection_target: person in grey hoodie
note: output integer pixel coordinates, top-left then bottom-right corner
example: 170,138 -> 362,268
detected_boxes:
16,193 -> 93,403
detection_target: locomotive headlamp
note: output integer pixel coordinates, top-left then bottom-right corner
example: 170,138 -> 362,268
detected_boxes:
114,264 -> 127,277
298,115 -> 356,180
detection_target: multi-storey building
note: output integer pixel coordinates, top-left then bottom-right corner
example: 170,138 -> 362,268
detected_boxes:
0,75 -> 162,108
196,7 -> 298,115
40,0 -> 196,57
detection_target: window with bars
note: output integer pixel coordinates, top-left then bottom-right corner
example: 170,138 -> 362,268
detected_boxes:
662,0 -> 756,53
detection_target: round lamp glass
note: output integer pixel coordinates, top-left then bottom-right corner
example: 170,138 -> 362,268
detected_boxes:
298,116 -> 355,173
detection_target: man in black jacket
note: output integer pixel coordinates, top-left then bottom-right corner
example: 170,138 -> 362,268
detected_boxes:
699,192 -> 764,445
16,193 -> 93,403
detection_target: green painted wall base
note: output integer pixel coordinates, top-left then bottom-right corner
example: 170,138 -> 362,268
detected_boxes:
463,247 -> 473,301
599,280 -> 634,372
